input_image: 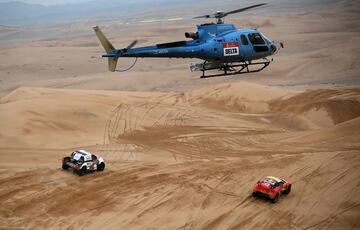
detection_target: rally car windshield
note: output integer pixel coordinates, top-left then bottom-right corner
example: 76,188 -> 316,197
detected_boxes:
72,152 -> 85,161
262,178 -> 278,186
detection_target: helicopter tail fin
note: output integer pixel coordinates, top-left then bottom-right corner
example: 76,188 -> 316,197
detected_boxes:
93,26 -> 115,54
108,58 -> 118,72
93,26 -> 118,72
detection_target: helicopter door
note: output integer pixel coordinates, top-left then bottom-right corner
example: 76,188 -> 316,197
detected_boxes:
211,41 -> 222,60
239,34 -> 252,61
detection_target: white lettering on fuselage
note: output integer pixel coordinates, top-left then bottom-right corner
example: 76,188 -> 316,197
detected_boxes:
223,47 -> 239,56
158,49 -> 169,54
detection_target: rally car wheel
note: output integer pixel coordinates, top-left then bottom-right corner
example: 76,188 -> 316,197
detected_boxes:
272,194 -> 279,203
97,162 -> 105,172
283,185 -> 291,195
62,157 -> 70,170
252,192 -> 257,197
62,164 -> 69,170
78,167 -> 87,176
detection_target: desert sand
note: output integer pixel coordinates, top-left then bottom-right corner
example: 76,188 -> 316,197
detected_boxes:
1,0 -> 360,229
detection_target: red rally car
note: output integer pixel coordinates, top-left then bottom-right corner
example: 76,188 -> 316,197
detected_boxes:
252,176 -> 291,203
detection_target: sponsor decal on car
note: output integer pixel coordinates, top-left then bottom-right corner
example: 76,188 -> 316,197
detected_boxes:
223,42 -> 239,56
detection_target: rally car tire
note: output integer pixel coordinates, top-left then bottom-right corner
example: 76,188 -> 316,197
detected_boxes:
78,166 -> 87,176
62,164 -> 69,170
62,157 -> 70,170
283,185 -> 291,195
271,194 -> 279,203
97,162 -> 105,172
252,192 -> 257,197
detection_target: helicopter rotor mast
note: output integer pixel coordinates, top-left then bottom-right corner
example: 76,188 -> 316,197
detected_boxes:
193,3 -> 267,24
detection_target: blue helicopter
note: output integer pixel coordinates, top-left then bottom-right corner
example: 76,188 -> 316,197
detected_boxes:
93,3 -> 283,78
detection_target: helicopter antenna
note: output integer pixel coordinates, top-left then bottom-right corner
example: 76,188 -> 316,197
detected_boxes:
115,40 -> 139,72
115,57 -> 138,72
193,3 -> 267,24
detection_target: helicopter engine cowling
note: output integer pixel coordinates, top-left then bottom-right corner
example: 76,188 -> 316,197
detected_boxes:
185,32 -> 199,40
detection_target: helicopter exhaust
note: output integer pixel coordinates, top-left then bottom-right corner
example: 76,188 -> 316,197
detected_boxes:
185,32 -> 199,40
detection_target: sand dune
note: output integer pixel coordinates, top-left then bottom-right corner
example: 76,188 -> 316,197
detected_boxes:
1,0 -> 360,229
1,82 -> 360,229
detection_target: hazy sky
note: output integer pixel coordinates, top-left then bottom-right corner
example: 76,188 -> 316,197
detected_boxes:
0,0 -> 93,5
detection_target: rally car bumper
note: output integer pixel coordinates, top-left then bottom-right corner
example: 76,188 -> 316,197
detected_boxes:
253,190 -> 276,199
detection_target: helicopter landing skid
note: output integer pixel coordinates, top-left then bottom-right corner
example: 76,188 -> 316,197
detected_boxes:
200,60 -> 270,78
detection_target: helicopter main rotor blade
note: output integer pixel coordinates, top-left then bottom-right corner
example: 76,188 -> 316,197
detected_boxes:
193,3 -> 267,20
223,3 -> 267,17
193,14 -> 211,19
126,40 -> 138,50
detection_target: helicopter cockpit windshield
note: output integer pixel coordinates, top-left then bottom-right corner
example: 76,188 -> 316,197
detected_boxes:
247,33 -> 265,45
259,32 -> 272,44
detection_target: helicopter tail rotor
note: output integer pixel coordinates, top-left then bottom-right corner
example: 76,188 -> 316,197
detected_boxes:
125,40 -> 138,50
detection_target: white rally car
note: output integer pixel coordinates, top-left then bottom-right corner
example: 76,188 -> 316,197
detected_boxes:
62,150 -> 105,176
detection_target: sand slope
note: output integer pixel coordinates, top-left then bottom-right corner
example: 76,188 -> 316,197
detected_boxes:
1,1 -> 360,228
1,82 -> 360,229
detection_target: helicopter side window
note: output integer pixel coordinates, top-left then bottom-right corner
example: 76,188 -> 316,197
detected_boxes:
248,33 -> 265,45
240,35 -> 249,45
